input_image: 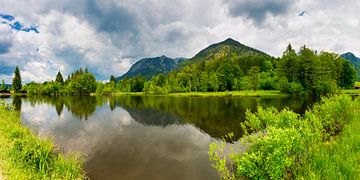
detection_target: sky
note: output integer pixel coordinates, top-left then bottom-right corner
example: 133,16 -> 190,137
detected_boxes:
0,0 -> 359,83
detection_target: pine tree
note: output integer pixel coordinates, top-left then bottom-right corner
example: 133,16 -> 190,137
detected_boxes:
55,71 -> 64,84
12,66 -> 22,92
110,75 -> 116,83
1,80 -> 6,90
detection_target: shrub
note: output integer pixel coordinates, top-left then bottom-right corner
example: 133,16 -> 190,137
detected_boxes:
209,95 -> 359,179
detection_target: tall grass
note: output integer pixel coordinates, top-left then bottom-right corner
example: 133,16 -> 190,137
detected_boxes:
0,101 -> 86,179
209,95 -> 360,179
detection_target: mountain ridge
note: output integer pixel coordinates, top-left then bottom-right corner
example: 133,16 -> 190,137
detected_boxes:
116,55 -> 181,81
341,52 -> 360,80
191,38 -> 269,62
116,38 -> 270,81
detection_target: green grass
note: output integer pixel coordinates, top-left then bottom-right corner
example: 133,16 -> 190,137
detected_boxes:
299,113 -> 360,179
109,90 -> 287,97
0,101 -> 85,179
341,89 -> 360,95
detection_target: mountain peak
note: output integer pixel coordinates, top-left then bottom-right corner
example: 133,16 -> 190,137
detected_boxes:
116,56 -> 178,81
191,38 -> 268,62
341,52 -> 359,62
223,38 -> 239,44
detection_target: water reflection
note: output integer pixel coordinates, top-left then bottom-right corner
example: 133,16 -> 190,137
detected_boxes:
12,96 -> 22,111
20,96 -> 313,140
9,95 -> 313,180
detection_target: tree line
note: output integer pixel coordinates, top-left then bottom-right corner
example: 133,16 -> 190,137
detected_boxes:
8,67 -> 97,95
4,44 -> 357,97
111,45 -> 356,97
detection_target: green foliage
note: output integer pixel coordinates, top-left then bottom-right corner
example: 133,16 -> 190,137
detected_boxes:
96,81 -> 116,95
24,68 -> 97,96
116,76 -> 147,93
276,46 -> 356,96
1,79 -> 7,91
110,75 -> 116,83
12,66 -> 22,92
114,43 -> 355,98
248,66 -> 260,90
339,60 -> 357,88
277,77 -> 303,95
0,101 -> 85,179
209,95 -> 360,179
55,71 -> 64,84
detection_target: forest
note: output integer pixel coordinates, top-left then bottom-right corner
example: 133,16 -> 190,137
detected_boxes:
109,45 -> 357,97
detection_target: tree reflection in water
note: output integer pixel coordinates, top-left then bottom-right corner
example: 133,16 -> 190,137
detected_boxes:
19,95 -> 313,140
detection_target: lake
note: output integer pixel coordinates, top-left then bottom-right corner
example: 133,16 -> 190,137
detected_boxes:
4,95 -> 313,180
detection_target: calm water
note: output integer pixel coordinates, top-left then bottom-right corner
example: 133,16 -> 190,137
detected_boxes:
4,95 -> 313,180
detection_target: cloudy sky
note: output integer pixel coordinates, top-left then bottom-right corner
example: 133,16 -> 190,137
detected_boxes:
0,0 -> 359,83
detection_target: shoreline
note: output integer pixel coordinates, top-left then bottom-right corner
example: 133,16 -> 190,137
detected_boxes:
0,102 -> 85,179
95,90 -> 289,97
93,89 -> 360,97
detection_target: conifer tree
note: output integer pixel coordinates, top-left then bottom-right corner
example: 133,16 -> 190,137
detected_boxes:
1,80 -> 6,90
12,66 -> 22,92
110,75 -> 116,83
55,71 -> 64,84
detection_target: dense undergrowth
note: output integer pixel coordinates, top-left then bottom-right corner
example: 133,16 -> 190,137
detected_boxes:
0,101 -> 85,179
209,95 -> 360,179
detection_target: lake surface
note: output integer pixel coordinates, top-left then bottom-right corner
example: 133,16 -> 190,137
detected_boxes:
4,95 -> 313,180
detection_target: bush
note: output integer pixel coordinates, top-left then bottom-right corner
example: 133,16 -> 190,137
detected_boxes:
277,77 -> 303,95
209,95 -> 359,179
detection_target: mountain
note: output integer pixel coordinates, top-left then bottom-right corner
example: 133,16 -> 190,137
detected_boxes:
116,38 -> 269,81
116,55 -> 181,81
190,38 -> 269,62
341,52 -> 360,79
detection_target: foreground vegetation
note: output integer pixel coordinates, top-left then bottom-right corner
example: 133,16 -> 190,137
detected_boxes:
0,101 -> 85,179
209,95 -> 360,179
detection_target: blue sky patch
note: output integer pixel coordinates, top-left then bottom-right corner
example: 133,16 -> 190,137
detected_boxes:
0,13 -> 39,33
0,14 -> 15,21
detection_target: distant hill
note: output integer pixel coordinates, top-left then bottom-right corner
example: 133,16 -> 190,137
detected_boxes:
116,55 -> 183,81
164,38 -> 274,91
341,52 -> 360,80
115,38 -> 271,82
190,38 -> 269,63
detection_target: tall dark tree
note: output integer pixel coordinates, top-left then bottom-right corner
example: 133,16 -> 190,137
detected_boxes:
110,75 -> 116,83
12,66 -> 22,92
55,71 -> 64,84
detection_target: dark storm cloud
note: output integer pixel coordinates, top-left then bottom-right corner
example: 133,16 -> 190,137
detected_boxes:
83,0 -> 138,34
224,0 -> 294,24
0,40 -> 12,54
54,46 -> 87,74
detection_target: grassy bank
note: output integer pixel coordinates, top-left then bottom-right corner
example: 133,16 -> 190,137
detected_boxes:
209,95 -> 360,179
0,101 -> 85,179
107,90 -> 288,97
341,89 -> 360,95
